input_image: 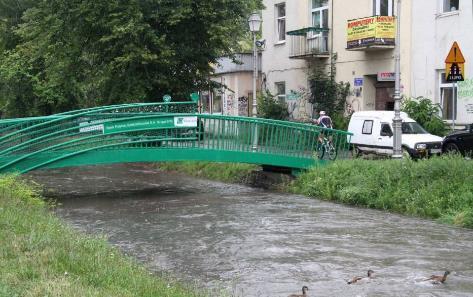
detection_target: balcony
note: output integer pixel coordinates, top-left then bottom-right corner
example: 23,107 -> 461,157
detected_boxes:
287,27 -> 330,59
346,16 -> 396,51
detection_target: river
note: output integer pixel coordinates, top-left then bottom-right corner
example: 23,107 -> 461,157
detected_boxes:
27,163 -> 473,297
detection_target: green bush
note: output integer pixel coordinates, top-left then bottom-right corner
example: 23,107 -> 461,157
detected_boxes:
257,91 -> 289,120
401,97 -> 448,136
290,156 -> 473,228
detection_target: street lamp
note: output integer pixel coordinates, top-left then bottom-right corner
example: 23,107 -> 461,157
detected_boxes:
248,12 -> 262,150
392,0 -> 402,159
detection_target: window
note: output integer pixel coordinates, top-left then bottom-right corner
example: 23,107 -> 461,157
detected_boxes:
373,0 -> 393,16
311,0 -> 329,29
439,72 -> 457,120
362,120 -> 374,134
276,3 -> 286,42
443,0 -> 459,12
380,123 -> 393,136
275,82 -> 286,102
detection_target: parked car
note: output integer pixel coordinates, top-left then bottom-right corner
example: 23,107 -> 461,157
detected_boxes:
348,111 -> 443,158
442,124 -> 473,157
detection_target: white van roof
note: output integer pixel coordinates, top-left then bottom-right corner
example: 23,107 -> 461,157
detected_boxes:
351,111 -> 414,122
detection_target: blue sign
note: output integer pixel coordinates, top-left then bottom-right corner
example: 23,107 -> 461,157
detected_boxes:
354,78 -> 363,87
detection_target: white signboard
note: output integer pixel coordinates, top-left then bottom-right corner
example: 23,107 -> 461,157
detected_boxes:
174,116 -> 198,127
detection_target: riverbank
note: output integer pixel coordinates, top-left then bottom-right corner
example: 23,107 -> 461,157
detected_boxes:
158,161 -> 294,190
0,175 -> 205,297
158,157 -> 473,228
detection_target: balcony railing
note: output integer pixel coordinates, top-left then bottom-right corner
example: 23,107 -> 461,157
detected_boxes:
287,27 -> 330,59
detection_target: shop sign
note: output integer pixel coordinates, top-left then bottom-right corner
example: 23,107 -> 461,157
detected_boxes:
377,72 -> 396,82
347,16 -> 396,49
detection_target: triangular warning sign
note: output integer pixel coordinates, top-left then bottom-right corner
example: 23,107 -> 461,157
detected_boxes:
445,42 -> 466,63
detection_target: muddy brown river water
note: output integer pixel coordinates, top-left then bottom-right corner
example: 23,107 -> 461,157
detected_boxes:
27,164 -> 473,297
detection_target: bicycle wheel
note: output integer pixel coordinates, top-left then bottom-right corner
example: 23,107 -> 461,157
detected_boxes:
327,143 -> 337,160
316,143 -> 325,159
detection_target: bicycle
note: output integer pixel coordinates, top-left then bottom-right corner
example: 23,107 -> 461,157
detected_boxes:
315,135 -> 337,160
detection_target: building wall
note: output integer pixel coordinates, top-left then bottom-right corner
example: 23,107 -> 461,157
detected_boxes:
332,0 -> 412,112
261,0 -> 313,119
211,72 -> 258,116
411,0 -> 473,125
261,0 -> 413,121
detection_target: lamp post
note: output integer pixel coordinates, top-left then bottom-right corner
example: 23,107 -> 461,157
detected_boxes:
248,12 -> 262,150
392,0 -> 402,159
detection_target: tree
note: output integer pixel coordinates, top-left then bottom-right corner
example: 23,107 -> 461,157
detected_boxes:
0,0 -> 263,117
308,56 -> 350,127
401,97 -> 448,136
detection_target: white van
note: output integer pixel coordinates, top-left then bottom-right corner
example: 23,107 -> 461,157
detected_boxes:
348,111 -> 443,158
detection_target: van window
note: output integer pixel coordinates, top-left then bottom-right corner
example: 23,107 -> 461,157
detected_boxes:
362,120 -> 373,134
380,123 -> 393,136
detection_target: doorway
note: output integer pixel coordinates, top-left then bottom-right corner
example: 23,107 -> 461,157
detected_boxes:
375,82 -> 395,110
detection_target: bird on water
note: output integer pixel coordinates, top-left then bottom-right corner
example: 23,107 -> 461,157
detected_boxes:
288,285 -> 309,297
347,269 -> 374,284
423,271 -> 450,284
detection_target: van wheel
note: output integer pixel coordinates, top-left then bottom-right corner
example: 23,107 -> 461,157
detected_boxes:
402,148 -> 412,159
351,146 -> 361,158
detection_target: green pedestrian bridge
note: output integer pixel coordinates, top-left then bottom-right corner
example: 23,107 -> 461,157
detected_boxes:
0,102 -> 352,174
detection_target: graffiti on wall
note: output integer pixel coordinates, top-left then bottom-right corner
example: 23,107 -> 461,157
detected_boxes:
238,96 -> 249,116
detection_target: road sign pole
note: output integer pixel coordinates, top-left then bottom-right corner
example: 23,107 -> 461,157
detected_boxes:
452,82 -> 457,130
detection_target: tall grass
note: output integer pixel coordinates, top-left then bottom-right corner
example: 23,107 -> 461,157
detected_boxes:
290,156 -> 473,228
0,175 -> 207,297
157,162 -> 258,184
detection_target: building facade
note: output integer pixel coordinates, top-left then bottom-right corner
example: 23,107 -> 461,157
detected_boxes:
203,53 -> 261,116
261,0 -> 413,120
410,0 -> 473,125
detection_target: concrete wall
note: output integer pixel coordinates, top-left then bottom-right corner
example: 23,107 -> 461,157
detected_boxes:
411,0 -> 473,125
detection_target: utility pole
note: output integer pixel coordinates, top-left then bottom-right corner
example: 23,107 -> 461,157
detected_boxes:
392,0 -> 403,159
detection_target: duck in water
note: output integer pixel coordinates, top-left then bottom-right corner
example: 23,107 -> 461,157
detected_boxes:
423,271 -> 450,284
288,286 -> 309,297
347,269 -> 374,284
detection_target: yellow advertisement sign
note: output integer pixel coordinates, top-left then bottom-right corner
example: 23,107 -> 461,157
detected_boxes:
347,16 -> 396,49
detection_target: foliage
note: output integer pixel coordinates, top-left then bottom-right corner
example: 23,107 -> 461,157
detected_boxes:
331,112 -> 352,131
0,175 -> 209,296
290,156 -> 473,228
0,0 -> 263,117
257,91 -> 289,120
308,57 -> 351,117
158,162 -> 258,183
401,97 -> 448,136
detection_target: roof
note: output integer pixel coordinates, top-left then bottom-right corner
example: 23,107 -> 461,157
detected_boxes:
351,111 -> 413,121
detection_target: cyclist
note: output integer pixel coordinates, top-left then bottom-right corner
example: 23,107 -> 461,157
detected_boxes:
317,111 -> 333,129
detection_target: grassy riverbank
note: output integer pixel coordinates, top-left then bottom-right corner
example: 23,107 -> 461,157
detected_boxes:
290,156 -> 473,228
158,162 -> 258,184
157,157 -> 473,229
0,175 -> 205,297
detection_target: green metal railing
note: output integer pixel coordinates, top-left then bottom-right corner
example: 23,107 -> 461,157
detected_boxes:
0,103 -> 352,173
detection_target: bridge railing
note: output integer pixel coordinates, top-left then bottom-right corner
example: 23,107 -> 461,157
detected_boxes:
0,102 -> 196,154
0,108 -> 352,173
